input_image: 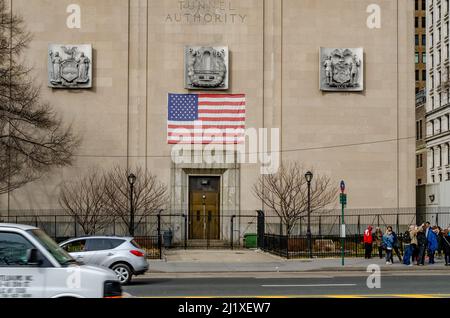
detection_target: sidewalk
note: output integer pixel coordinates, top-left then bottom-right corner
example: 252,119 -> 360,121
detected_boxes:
147,249 -> 450,273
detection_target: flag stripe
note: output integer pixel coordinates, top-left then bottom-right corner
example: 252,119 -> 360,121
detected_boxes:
168,93 -> 246,144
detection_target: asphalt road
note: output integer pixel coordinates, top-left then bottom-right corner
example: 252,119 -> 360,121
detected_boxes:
124,273 -> 450,298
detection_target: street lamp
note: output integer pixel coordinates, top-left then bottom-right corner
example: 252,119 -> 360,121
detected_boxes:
128,173 -> 137,236
305,171 -> 313,259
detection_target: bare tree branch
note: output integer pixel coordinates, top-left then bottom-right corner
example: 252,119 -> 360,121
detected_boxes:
103,165 -> 168,236
253,162 -> 338,235
0,0 -> 79,194
59,169 -> 111,235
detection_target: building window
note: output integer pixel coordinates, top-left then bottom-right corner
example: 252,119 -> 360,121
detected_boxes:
423,52 -> 427,63
416,70 -> 420,81
447,143 -> 450,166
416,34 -> 419,46
432,175 -> 436,183
419,120 -> 423,140
416,0 -> 419,10
432,148 -> 435,168
418,179 -> 422,185
439,145 -> 443,167
422,34 -> 426,45
415,17 -> 419,28
423,17 -> 427,29
423,70 -> 427,80
440,174 -> 443,182
423,0 -> 426,10
415,53 -> 419,64
447,173 -> 450,181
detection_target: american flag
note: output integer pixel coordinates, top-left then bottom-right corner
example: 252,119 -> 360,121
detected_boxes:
167,94 -> 246,144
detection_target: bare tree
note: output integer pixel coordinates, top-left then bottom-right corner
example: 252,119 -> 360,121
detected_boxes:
0,0 -> 79,195
103,166 -> 168,236
253,162 -> 338,235
59,170 -> 111,235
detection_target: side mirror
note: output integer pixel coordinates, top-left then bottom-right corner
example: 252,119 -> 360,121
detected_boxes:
26,248 -> 43,266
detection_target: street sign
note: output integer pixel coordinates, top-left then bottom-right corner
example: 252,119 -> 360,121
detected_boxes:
341,224 -> 346,238
340,180 -> 346,193
340,193 -> 347,205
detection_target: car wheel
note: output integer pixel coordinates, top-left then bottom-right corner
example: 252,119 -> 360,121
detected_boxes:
111,263 -> 132,285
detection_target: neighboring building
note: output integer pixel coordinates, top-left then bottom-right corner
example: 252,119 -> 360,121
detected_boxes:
0,1 -> 415,242
415,0 -> 427,187
418,0 -> 450,219
416,90 -> 427,186
416,0 -> 427,93
426,0 -> 450,185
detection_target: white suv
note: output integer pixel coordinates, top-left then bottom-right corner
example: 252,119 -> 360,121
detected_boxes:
0,223 -> 122,298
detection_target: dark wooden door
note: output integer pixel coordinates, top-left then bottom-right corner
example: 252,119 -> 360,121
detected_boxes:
189,177 -> 220,240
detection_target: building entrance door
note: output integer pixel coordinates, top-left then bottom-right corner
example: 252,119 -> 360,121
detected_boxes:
189,177 -> 220,240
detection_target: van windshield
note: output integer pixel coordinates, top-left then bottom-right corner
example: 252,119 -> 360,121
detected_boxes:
27,229 -> 74,266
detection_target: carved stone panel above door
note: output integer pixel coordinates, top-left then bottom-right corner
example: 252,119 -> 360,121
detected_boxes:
185,46 -> 229,90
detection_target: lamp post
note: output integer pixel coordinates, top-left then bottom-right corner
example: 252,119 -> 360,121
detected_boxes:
128,173 -> 137,236
305,171 -> 313,259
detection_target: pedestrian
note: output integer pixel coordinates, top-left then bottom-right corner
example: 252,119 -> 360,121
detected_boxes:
388,226 -> 403,263
437,227 -> 444,259
427,226 -> 439,264
409,225 -> 419,263
364,225 -> 374,259
443,228 -> 450,266
374,227 -> 384,259
417,225 -> 427,266
383,227 -> 394,265
402,225 -> 415,266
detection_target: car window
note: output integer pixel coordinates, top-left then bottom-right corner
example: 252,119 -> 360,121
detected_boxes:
62,240 -> 87,253
86,239 -> 112,252
130,240 -> 142,249
109,239 -> 126,249
0,232 -> 34,266
28,229 -> 74,266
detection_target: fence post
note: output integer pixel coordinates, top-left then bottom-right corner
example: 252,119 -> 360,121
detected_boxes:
230,215 -> 236,250
357,215 -> 361,236
54,215 -> 57,240
319,216 -> 322,236
396,213 -> 400,233
157,211 -> 162,260
257,210 -> 265,249
377,215 -> 380,227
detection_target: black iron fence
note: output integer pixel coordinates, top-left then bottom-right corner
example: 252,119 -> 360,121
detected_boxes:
1,207 -> 450,260
262,234 -> 410,259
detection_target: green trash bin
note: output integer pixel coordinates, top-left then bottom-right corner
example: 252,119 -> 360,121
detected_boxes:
244,233 -> 258,249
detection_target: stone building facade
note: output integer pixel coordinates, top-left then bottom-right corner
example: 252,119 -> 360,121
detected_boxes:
0,0 -> 415,241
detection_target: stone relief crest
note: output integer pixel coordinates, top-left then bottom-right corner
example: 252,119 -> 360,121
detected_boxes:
320,48 -> 364,92
185,46 -> 229,90
48,44 -> 92,88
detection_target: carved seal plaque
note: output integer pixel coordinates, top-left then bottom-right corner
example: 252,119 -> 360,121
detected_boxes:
320,48 -> 363,92
185,46 -> 229,90
48,44 -> 92,88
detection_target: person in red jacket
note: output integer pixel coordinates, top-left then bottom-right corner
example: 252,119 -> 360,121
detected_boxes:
364,225 -> 374,259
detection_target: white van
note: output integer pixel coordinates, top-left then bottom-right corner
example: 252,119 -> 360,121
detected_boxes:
0,223 -> 122,298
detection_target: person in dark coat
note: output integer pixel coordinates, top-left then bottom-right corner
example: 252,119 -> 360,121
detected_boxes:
427,226 -> 439,264
387,226 -> 402,263
443,228 -> 450,266
416,225 -> 427,266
